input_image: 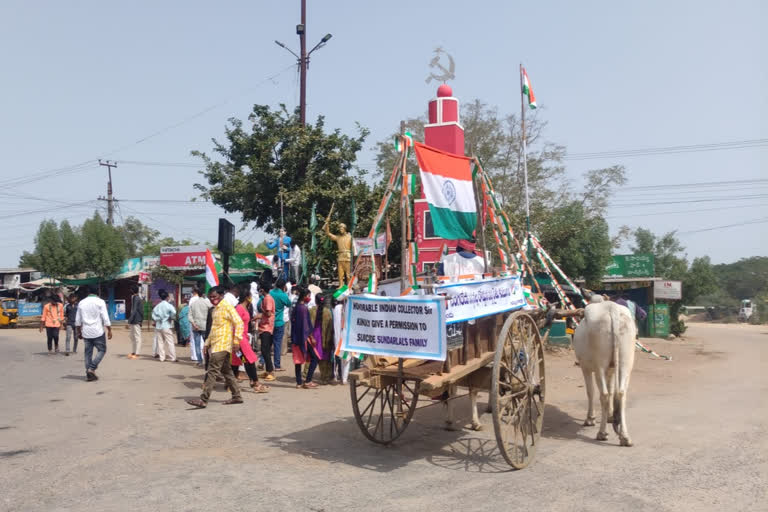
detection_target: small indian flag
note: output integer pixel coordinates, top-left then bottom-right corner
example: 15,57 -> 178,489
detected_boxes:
205,249 -> 219,288
414,142 -> 477,240
522,67 -> 537,109
255,253 -> 272,268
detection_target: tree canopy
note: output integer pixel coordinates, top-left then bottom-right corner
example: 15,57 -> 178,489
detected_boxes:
20,213 -> 127,281
193,104 -> 379,276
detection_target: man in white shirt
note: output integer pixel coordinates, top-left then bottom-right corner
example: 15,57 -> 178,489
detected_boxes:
439,239 -> 486,278
223,282 -> 239,307
75,287 -> 112,382
287,243 -> 302,283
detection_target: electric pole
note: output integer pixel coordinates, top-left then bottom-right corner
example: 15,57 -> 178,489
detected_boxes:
98,159 -> 117,225
275,0 -> 332,126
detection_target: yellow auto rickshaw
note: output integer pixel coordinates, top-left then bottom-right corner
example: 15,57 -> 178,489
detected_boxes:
0,298 -> 19,327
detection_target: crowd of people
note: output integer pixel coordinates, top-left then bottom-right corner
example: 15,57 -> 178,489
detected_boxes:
42,271 -> 354,402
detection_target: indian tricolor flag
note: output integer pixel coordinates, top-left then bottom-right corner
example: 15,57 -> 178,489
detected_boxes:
522,67 -> 537,109
204,249 -> 219,288
254,253 -> 272,269
414,142 -> 477,240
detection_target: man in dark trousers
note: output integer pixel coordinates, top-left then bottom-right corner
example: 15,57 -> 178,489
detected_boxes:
127,285 -> 144,359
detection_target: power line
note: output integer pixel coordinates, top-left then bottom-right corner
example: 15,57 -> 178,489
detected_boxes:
564,138 -> 768,160
4,161 -> 98,188
119,160 -> 201,168
0,201 -> 99,221
617,178 -> 767,191
677,217 -> 768,235
2,64 -> 295,191
613,184 -> 768,198
97,64 -> 296,159
605,202 -> 766,219
610,194 -> 768,207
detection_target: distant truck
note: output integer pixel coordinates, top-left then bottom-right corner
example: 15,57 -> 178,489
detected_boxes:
738,299 -> 753,322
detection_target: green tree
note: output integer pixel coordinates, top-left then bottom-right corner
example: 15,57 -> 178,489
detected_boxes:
631,229 -> 718,335
58,220 -> 83,276
714,256 -> 768,300
118,217 -> 161,257
80,213 -> 127,280
631,229 -> 688,279
194,104 -> 377,276
19,220 -> 71,280
537,201 -> 613,287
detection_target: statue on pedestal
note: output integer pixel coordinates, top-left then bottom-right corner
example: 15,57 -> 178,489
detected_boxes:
323,210 -> 352,286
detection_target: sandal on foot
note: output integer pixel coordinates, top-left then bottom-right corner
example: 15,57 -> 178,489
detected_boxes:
223,398 -> 244,405
303,382 -> 319,389
186,398 -> 207,408
251,383 -> 270,393
264,374 -> 276,382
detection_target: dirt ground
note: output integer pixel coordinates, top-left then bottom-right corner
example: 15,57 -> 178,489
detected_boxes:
0,322 -> 765,512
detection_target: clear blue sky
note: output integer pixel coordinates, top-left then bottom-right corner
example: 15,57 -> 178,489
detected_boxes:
1,0 -> 765,268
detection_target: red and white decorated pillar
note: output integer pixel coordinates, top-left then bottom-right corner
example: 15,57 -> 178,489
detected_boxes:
414,84 -> 466,271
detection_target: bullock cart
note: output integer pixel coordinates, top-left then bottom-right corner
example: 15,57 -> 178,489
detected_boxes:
348,303 -> 549,469
343,134 -> 582,469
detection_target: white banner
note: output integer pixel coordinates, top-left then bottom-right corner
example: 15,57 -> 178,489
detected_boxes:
654,280 -> 682,300
342,294 -> 446,361
437,275 -> 526,324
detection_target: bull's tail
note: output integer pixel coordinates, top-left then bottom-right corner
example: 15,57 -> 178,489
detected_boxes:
610,305 -> 622,435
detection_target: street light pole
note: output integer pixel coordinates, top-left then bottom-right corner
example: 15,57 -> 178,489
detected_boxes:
299,0 -> 307,125
275,0 -> 332,126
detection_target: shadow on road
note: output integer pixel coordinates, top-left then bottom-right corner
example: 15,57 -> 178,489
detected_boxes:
542,404 -> 620,447
264,394 -> 520,473
60,375 -> 85,381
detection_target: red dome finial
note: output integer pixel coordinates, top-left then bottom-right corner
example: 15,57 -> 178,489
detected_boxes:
437,84 -> 453,97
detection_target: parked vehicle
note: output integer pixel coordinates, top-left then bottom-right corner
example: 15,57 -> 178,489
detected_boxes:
738,299 -> 753,322
0,298 -> 19,328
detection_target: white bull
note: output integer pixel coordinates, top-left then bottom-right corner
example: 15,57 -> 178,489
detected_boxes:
573,299 -> 636,446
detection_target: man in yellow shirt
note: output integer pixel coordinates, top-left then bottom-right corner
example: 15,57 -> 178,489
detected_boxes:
186,286 -> 244,408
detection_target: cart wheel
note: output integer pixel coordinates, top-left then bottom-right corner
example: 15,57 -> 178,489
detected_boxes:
491,311 -> 546,469
350,375 -> 420,445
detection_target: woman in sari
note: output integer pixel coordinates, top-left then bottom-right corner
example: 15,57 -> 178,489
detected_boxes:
232,286 -> 269,393
291,287 -> 319,389
178,299 -> 192,346
311,295 -> 335,384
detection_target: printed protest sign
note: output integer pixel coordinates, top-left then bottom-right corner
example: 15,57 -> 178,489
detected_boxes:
342,294 -> 446,360
437,275 -> 526,324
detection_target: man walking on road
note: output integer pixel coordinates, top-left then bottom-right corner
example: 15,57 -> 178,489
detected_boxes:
127,285 -> 144,359
189,287 -> 210,366
75,287 -> 112,382
186,286 -> 244,408
64,294 -> 79,355
152,290 -> 177,362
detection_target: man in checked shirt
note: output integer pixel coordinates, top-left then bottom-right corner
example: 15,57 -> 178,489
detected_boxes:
186,285 -> 244,408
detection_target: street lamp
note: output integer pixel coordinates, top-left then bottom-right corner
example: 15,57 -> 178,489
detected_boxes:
275,16 -> 332,127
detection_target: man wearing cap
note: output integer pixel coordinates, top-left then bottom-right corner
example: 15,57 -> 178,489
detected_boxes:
439,239 -> 486,278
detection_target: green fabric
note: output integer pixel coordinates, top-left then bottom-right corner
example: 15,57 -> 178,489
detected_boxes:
230,253 -> 270,271
427,205 -> 476,240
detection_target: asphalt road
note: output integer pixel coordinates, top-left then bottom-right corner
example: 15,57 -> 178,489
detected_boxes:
0,322 -> 765,512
